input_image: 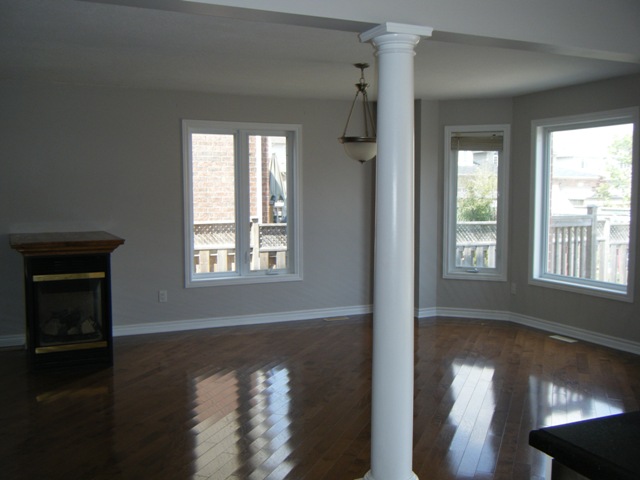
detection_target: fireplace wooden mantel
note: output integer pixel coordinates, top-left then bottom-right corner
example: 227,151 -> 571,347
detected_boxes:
9,231 -> 124,256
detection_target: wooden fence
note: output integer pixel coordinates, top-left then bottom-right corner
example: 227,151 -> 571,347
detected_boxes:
455,221 -> 497,269
457,206 -> 629,284
193,220 -> 287,273
195,208 -> 629,283
547,207 -> 629,284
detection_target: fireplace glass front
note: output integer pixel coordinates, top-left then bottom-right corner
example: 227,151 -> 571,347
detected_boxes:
34,272 -> 106,353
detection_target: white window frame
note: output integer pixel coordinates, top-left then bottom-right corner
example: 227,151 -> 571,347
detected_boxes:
182,119 -> 303,287
530,108 -> 638,301
443,124 -> 510,281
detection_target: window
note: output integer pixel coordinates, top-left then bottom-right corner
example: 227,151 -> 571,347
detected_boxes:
182,120 -> 302,287
443,125 -> 510,280
531,108 -> 638,300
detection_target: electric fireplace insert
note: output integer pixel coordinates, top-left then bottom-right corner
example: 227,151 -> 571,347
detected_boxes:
10,231 -> 124,370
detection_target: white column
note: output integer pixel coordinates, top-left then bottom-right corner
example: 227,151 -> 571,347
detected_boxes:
359,23 -> 433,480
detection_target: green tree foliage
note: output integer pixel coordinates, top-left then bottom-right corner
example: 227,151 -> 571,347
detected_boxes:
457,166 -> 497,222
594,134 -> 632,206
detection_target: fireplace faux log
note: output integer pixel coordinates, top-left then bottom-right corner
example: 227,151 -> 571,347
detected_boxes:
10,231 -> 124,370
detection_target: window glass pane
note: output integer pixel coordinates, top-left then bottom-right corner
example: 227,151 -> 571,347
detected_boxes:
191,133 -> 236,274
545,124 -> 633,286
455,149 -> 499,269
248,135 -> 288,271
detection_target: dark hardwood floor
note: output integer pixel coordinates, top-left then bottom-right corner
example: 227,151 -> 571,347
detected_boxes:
1,316 -> 639,480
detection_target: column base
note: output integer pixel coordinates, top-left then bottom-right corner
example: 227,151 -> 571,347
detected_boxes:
357,471 -> 419,480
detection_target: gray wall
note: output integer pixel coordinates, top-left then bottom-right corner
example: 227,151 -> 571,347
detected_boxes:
0,82 -> 375,335
415,99 -> 440,311
2,73 -> 639,346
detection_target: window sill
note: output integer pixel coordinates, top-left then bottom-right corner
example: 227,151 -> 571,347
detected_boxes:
529,276 -> 633,303
186,272 -> 303,288
443,271 -> 506,281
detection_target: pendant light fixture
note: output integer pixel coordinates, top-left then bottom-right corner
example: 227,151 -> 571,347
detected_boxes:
338,63 -> 377,163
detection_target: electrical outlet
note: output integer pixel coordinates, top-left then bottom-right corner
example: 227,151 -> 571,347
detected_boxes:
158,290 -> 168,303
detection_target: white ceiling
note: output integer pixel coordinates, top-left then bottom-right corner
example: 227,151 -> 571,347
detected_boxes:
2,0 -> 640,101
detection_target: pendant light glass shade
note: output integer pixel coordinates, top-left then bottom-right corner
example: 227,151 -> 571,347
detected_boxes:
339,63 -> 377,163
340,137 -> 377,163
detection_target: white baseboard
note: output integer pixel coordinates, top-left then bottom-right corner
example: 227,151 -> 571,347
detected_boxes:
113,304 -> 373,337
414,306 -> 437,319
421,307 -> 640,356
2,304 -> 638,356
0,305 -> 372,348
423,307 -> 512,322
509,312 -> 640,355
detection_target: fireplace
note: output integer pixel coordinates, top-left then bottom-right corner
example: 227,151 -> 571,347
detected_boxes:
10,231 -> 124,369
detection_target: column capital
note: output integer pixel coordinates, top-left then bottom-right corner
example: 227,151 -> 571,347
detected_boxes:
359,22 -> 433,43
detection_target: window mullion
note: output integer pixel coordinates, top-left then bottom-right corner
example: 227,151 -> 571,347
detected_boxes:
284,131 -> 294,270
540,128 -> 552,277
236,131 -> 251,276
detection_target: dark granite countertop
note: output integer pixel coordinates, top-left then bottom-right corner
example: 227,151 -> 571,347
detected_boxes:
529,411 -> 640,480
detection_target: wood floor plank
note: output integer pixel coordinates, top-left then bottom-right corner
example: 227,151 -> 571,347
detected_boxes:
1,316 -> 639,479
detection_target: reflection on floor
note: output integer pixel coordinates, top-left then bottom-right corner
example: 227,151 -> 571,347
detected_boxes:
1,316 -> 638,479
